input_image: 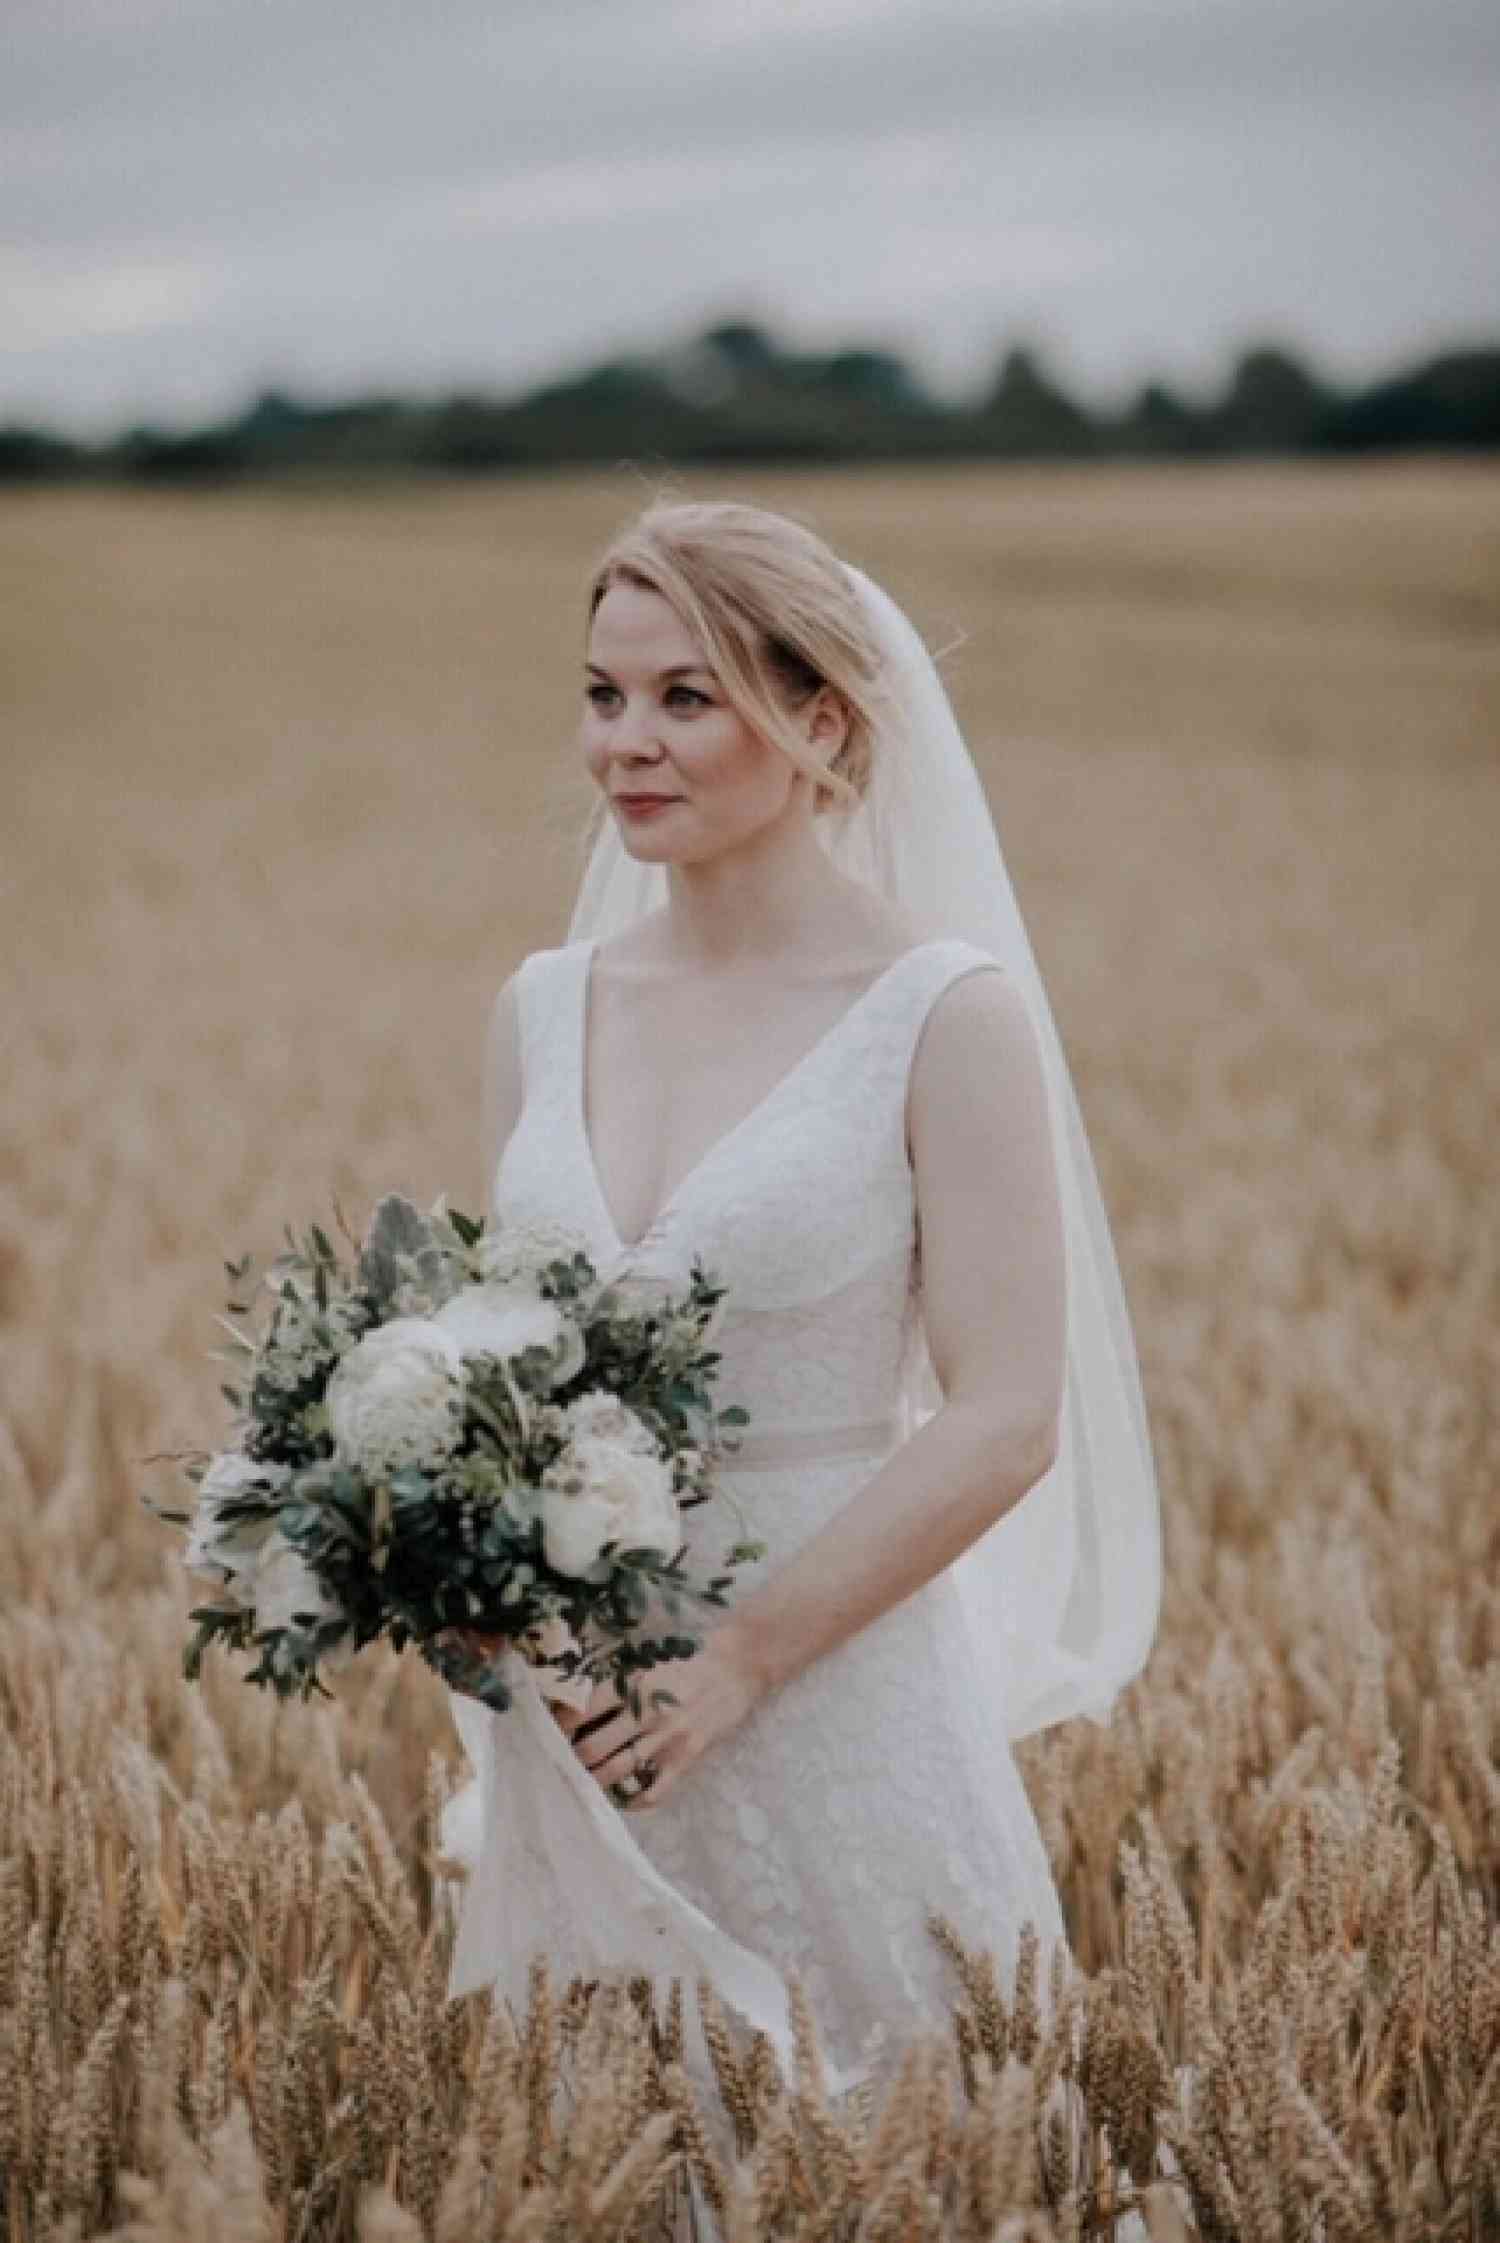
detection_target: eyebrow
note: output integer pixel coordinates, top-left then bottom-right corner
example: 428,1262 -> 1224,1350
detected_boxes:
585,661 -> 714,682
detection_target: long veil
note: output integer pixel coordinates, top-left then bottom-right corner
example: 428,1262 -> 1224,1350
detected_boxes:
564,562 -> 1162,1744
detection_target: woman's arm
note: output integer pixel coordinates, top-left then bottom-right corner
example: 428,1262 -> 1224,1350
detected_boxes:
722,965 -> 1068,1699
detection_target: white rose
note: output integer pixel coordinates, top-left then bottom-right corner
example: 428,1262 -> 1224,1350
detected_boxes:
183,1452 -> 291,1605
251,1530 -> 353,1670
434,1282 -> 586,1387
476,1219 -> 589,1287
324,1316 -> 467,1475
560,1391 -> 659,1454
538,1434 -> 682,1583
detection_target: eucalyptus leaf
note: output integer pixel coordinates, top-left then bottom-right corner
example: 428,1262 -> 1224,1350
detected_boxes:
358,1194 -> 446,1302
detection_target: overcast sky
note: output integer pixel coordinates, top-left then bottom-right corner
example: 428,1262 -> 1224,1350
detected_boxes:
6,0 -> 1499,439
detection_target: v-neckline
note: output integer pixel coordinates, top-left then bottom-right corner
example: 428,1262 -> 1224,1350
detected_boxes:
573,936 -> 949,1255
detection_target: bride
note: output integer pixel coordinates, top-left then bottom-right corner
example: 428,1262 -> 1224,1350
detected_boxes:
438,498 -> 1162,2114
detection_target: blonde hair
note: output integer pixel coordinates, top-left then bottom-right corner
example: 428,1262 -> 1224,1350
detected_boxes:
580,499 -> 886,858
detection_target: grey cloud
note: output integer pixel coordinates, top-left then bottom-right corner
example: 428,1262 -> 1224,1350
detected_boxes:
7,0 -> 1499,260
5,0 -> 1497,434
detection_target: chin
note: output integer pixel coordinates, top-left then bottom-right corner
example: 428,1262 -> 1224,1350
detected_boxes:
618,826 -> 685,857
613,806 -> 700,858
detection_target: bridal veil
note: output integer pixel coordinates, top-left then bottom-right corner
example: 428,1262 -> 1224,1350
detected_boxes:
563,554 -> 1163,1746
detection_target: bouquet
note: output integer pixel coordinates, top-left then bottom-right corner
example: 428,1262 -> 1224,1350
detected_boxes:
143,1192 -> 764,1727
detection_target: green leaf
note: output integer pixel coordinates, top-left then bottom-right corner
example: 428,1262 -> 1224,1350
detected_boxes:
358,1194 -> 446,1301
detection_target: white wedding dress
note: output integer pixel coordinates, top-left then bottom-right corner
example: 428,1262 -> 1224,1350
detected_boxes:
441,933 -> 1073,2102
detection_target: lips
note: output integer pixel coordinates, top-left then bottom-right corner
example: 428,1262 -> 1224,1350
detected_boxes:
616,794 -> 680,806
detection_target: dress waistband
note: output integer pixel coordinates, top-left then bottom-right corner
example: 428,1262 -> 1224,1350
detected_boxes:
712,1413 -> 902,1473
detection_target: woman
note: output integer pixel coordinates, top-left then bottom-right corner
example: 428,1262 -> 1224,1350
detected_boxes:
439,498 -> 1162,2110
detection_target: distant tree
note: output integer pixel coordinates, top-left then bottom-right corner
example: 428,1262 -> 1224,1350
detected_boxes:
1210,345 -> 1333,452
111,424 -> 252,481
1319,348 -> 1500,451
560,360 -> 667,406
698,321 -> 781,376
9,324 -> 1495,480
422,393 -> 523,472
818,349 -> 933,413
977,345 -> 1096,455
1112,379 -> 1216,457
238,386 -> 316,439
0,425 -> 87,480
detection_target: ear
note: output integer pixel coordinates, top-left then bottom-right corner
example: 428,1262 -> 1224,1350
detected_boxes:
804,684 -> 850,762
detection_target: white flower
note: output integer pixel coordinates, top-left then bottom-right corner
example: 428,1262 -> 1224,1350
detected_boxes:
324,1316 -> 467,1475
251,1532 -> 334,1629
251,1530 -> 353,1670
476,1218 -> 589,1287
560,1390 -> 659,1454
596,1270 -> 678,1319
433,1281 -> 586,1387
183,1452 -> 291,1604
537,1433 -> 682,1583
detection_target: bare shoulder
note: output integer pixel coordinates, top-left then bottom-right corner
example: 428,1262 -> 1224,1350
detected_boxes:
908,960 -> 1037,1129
904,960 -> 1065,1424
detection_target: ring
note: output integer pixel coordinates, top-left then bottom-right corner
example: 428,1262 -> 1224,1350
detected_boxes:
608,1742 -> 658,1805
631,1739 -> 658,1789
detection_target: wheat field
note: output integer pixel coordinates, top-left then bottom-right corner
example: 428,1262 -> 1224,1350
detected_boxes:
1,461 -> 1497,2240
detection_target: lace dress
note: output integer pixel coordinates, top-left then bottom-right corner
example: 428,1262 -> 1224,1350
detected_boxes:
441,935 -> 1073,2103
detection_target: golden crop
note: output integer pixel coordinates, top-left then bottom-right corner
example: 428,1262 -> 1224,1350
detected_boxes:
1,461 -> 1496,2239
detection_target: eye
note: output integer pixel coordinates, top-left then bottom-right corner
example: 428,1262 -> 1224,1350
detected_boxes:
584,683 -> 618,708
664,686 -> 709,709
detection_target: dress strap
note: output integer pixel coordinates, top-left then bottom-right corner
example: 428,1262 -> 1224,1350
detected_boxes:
511,945 -> 577,1104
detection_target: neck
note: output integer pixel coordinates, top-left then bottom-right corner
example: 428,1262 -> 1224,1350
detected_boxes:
657,806 -> 866,969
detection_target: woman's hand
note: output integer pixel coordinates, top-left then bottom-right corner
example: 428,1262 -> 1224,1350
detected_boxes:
553,1625 -> 767,1812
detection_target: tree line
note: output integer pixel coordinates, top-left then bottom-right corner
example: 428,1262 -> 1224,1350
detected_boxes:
3,321 -> 1496,483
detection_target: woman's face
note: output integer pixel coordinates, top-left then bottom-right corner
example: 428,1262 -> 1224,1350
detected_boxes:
581,579 -> 817,861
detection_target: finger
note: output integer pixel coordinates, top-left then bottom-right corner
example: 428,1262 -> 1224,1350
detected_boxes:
588,1729 -> 658,1786
571,1690 -> 625,1748
622,1753 -> 678,1812
585,1724 -> 665,1788
574,1712 -> 636,1773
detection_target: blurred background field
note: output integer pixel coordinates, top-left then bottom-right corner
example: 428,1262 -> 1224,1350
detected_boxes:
1,460 -> 1498,2236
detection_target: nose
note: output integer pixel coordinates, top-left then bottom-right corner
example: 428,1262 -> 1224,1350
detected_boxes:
610,705 -> 670,766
